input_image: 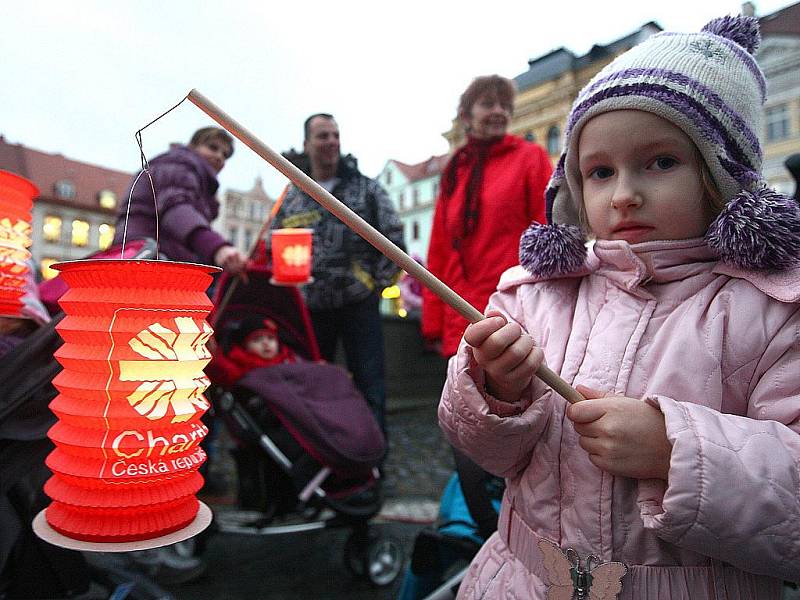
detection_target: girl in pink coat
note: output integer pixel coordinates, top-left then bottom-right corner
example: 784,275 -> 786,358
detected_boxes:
439,15 -> 800,600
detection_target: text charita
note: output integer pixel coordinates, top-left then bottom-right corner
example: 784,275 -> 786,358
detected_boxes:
111,422 -> 208,459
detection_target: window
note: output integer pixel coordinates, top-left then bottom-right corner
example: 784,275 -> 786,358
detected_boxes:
243,229 -> 253,252
98,223 -> 114,250
228,228 -> 238,246
41,258 -> 59,280
412,221 -> 419,240
766,104 -> 790,141
250,202 -> 259,220
547,126 -> 561,155
398,192 -> 405,210
98,190 -> 117,210
412,188 -> 420,206
385,171 -> 392,185
55,179 -> 76,200
43,215 -> 62,242
71,219 -> 90,247
433,181 -> 439,198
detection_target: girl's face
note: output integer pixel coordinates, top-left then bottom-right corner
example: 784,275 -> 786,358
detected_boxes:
578,110 -> 716,244
463,94 -> 511,141
193,139 -> 232,174
245,331 -> 279,360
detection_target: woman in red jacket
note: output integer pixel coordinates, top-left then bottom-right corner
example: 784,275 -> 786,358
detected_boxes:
422,75 -> 552,357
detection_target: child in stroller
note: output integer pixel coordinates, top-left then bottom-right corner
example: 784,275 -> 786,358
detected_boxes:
203,263 -> 404,587
206,316 -> 296,388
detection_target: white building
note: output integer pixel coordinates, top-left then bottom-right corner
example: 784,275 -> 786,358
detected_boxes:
376,155 -> 448,263
215,177 -> 274,255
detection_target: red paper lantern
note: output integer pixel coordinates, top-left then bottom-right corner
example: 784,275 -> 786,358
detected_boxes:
35,259 -> 218,548
271,228 -> 313,285
0,170 -> 37,318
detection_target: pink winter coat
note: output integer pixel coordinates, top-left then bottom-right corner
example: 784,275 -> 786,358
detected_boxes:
438,238 -> 800,599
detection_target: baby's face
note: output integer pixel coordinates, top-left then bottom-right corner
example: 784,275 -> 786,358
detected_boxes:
245,331 -> 279,360
578,110 -> 716,243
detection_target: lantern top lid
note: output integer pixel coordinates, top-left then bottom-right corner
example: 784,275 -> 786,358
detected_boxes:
51,258 -> 221,275
0,170 -> 40,199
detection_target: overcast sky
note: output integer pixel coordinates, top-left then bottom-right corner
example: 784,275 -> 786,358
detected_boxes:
1,0 -> 793,199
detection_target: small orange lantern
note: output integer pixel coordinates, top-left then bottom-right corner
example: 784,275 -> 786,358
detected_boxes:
0,170 -> 37,318
271,228 -> 313,285
33,259 -> 218,550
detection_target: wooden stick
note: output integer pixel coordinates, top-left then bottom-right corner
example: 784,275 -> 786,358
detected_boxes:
187,89 -> 584,404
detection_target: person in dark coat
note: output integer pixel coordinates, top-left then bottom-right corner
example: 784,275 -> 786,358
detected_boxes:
112,126 -> 247,274
273,114 -> 404,437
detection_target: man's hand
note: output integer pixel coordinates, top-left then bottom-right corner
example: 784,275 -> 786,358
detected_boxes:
566,385 -> 672,480
463,310 -> 544,404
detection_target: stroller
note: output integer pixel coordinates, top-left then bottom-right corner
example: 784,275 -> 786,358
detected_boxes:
0,238 -> 184,599
202,264 -> 404,587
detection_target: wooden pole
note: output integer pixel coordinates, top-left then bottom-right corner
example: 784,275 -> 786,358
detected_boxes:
187,89 -> 584,404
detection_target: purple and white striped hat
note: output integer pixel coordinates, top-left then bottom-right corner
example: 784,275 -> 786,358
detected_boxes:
520,15 -> 800,276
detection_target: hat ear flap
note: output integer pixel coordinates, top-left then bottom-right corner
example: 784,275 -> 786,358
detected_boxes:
519,223 -> 587,278
705,186 -> 800,270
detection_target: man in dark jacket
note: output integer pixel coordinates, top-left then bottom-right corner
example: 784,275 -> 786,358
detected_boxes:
113,127 -> 247,274
274,114 -> 404,436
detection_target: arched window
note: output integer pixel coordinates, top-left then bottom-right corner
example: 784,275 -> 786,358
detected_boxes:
546,126 -> 560,155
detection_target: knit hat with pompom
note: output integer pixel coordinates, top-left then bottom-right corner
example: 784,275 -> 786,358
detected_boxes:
520,14 -> 800,276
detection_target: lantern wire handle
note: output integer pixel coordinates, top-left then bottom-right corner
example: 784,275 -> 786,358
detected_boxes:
121,95 -> 189,259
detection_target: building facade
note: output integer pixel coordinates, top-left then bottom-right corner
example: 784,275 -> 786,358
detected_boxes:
214,177 -> 274,255
754,1 -> 800,195
376,155 -> 448,263
0,135 -> 131,280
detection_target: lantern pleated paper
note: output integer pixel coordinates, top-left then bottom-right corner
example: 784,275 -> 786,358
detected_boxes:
0,170 -> 37,318
271,228 -> 313,285
34,259 -> 218,550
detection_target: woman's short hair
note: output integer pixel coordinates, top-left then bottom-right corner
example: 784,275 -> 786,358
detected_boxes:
457,75 -> 516,121
189,127 -> 234,158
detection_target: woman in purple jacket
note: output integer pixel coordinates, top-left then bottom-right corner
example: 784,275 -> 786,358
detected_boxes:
113,126 -> 247,274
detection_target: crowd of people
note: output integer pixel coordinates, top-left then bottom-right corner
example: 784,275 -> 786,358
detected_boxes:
2,11 -> 800,600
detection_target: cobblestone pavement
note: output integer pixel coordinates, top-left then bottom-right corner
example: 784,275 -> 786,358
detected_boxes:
162,396 -> 456,599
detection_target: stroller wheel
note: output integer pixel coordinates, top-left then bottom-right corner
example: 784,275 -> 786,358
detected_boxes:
365,535 -> 404,587
343,530 -> 404,587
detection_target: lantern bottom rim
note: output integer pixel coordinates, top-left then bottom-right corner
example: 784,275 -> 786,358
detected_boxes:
269,276 -> 314,287
32,501 -> 212,552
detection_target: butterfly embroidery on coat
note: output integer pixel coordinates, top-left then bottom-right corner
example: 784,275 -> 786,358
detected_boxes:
538,539 -> 627,600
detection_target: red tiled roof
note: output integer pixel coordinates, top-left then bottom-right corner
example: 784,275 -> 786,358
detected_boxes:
391,154 -> 450,183
0,135 -> 133,215
760,1 -> 800,36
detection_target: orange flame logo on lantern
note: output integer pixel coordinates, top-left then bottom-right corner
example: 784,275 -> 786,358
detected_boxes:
281,244 -> 311,267
118,316 -> 213,424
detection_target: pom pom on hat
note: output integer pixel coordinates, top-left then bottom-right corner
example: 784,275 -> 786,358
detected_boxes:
519,223 -> 587,278
701,15 -> 761,53
705,187 -> 800,270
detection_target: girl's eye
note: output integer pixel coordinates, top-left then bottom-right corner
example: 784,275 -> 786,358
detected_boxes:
588,167 -> 613,180
652,157 -> 678,170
